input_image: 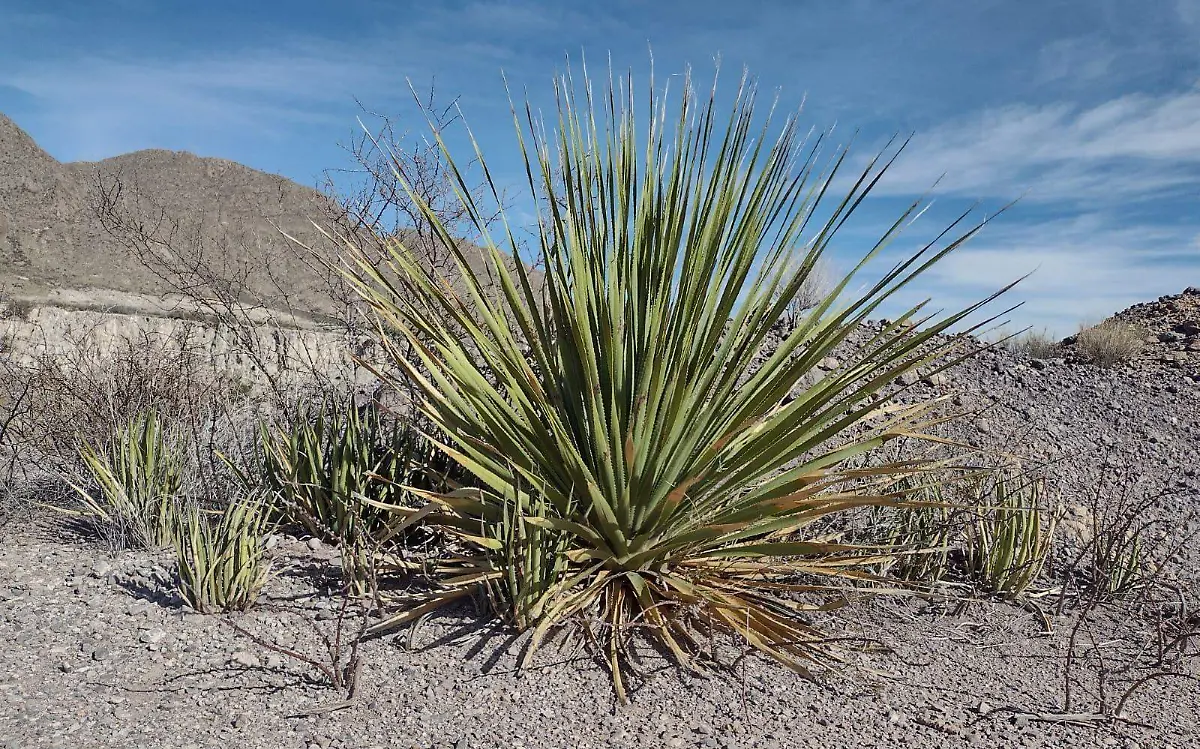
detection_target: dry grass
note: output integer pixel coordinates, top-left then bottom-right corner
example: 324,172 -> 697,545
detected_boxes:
1074,321 -> 1145,367
1005,329 -> 1062,359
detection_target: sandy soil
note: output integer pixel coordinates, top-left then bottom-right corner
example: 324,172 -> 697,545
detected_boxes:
0,521 -> 1196,749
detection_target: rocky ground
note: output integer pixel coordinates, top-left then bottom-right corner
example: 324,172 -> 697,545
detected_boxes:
0,527 -> 1197,749
2,293 -> 1200,749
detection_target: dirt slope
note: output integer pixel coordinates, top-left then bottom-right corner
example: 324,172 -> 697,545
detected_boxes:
0,112 -> 341,314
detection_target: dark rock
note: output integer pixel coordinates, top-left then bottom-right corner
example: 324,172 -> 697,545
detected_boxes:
1175,320 -> 1200,336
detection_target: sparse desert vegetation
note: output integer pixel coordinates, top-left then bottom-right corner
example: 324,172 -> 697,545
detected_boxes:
1074,321 -> 1147,368
0,296 -> 34,321
1004,328 -> 1063,359
1,62 -> 1199,749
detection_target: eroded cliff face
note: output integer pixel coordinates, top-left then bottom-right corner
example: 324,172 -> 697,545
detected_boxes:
0,301 -> 379,397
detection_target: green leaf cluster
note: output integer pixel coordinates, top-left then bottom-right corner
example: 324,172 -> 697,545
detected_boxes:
340,64 -> 1011,699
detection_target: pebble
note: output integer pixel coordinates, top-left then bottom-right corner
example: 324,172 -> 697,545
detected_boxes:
231,650 -> 261,668
138,628 -> 168,645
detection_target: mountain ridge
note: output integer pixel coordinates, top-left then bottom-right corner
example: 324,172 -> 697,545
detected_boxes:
0,112 -> 354,317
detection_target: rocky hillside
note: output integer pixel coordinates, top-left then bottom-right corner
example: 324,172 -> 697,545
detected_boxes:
1,112 -> 540,326
1105,286 -> 1200,376
0,113 -> 341,316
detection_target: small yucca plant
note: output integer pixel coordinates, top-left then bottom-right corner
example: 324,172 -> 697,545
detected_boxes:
256,399 -> 441,546
966,471 -> 1057,598
485,478 -> 576,630
174,498 -> 272,613
872,478 -> 954,584
1093,528 -> 1145,600
71,411 -> 183,549
337,63 -> 1012,699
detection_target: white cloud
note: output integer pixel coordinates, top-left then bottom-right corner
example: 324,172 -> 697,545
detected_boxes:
874,89 -> 1200,204
881,213 -> 1200,336
1035,36 -> 1117,86
0,43 -> 392,161
0,28 -> 524,163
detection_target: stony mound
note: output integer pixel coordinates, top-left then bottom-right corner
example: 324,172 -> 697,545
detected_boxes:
1104,286 -> 1200,376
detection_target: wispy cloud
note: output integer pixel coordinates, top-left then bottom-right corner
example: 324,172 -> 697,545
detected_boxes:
875,88 -> 1200,204
0,22 -> 528,164
0,42 -> 392,161
1034,36 -> 1117,86
887,212 -> 1200,336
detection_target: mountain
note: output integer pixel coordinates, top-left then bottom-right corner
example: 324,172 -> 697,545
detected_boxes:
0,113 -> 486,320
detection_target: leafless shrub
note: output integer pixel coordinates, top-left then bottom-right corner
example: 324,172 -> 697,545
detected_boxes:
321,89 -> 501,285
222,539 -> 384,713
0,353 -> 37,533
1043,593 -> 1200,727
1073,321 -> 1145,367
979,535 -> 1199,729
976,462 -> 1200,728
91,174 -> 353,408
88,85 -> 509,418
777,255 -> 834,329
1055,464 -> 1199,608
0,319 -> 262,525
1,297 -> 34,321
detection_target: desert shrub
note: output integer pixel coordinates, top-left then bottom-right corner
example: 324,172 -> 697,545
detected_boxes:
1,325 -> 254,486
1074,321 -> 1144,367
174,496 -> 272,613
254,398 -> 451,547
965,470 -> 1057,598
342,64 -> 1009,699
70,411 -> 185,549
778,257 -> 835,329
1092,527 -> 1143,599
1005,329 -> 1061,359
1,298 -> 34,321
1056,471 -> 1198,605
0,357 -> 36,532
870,477 -> 954,584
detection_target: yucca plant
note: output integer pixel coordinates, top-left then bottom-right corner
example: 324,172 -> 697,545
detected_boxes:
336,64 -> 1012,699
871,477 -> 954,584
256,399 -> 442,546
70,410 -> 183,549
174,497 -> 273,613
1092,527 -> 1145,600
484,477 -> 577,630
965,471 -> 1057,598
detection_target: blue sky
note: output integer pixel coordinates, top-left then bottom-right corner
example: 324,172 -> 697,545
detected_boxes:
1,0 -> 1198,335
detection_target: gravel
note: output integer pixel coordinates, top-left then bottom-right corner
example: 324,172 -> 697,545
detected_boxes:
2,295 -> 1199,748
0,534 -> 1196,749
